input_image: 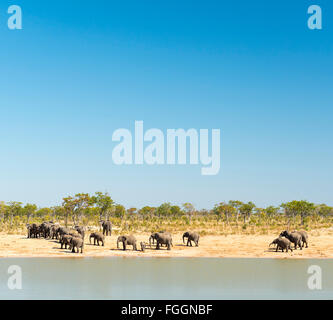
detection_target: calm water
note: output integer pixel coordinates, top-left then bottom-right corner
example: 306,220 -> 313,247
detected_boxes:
0,258 -> 332,300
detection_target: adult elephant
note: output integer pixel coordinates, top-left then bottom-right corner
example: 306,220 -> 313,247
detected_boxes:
56,227 -> 70,241
69,237 -> 84,254
155,233 -> 173,250
280,230 -> 302,250
149,231 -> 172,247
117,235 -> 137,251
40,222 -> 52,238
294,230 -> 309,248
74,226 -> 86,239
183,231 -> 200,247
90,232 -> 105,246
101,220 -> 112,236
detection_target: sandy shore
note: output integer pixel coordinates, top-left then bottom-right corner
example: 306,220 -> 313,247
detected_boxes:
0,229 -> 332,259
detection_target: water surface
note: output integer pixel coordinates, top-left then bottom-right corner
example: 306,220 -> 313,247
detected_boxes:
0,258 -> 332,299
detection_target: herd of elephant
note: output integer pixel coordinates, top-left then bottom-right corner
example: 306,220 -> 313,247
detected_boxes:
26,221 -> 200,254
26,221 -> 308,254
269,230 -> 309,253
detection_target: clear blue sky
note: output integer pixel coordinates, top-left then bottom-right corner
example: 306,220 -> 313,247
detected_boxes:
0,0 -> 332,209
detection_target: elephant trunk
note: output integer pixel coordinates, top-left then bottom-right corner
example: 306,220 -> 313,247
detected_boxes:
269,242 -> 274,247
117,238 -> 120,249
149,236 -> 153,246
183,234 -> 186,244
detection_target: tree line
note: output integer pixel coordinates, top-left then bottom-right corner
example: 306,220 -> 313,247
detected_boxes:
0,192 -> 332,228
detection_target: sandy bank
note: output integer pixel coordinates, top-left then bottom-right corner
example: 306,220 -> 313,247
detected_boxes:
0,229 -> 332,259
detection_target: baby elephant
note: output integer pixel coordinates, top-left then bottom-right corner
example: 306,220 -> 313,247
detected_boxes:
183,231 -> 200,247
117,235 -> 137,251
270,237 -> 293,253
140,242 -> 146,252
69,237 -> 84,254
89,232 -> 105,246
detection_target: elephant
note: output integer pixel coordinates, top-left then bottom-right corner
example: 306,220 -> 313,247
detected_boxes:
183,231 -> 200,247
74,226 -> 85,239
280,230 -> 302,250
117,235 -> 137,251
60,235 -> 73,249
89,232 -> 105,246
149,231 -> 172,247
69,237 -> 84,253
294,230 -> 309,248
140,242 -> 146,252
100,220 -> 112,236
270,237 -> 293,252
49,224 -> 60,239
27,224 -> 39,238
56,227 -> 70,240
155,233 -> 173,250
40,222 -> 52,238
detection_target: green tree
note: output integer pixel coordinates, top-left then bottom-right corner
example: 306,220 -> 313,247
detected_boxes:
182,203 -> 195,223
0,201 -> 6,224
23,203 -> 37,223
228,200 -> 243,223
7,201 -> 22,227
170,205 -> 182,217
139,206 -> 156,219
91,192 -> 114,221
239,202 -> 256,224
281,200 -> 315,225
213,202 -> 236,224
62,193 -> 91,226
157,203 -> 172,218
115,204 -> 126,220
316,204 -> 333,217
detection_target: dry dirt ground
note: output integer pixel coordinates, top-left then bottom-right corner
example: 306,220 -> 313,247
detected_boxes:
0,229 -> 333,259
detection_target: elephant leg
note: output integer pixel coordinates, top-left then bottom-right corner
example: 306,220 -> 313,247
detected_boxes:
167,242 -> 171,250
156,242 -> 160,250
123,242 -> 126,251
